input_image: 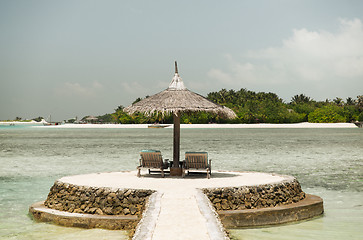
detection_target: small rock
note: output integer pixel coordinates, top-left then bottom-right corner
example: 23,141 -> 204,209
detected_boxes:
109,192 -> 117,198
123,208 -> 130,215
104,207 -> 113,215
130,206 -> 137,215
88,207 -> 97,214
73,209 -> 83,214
95,208 -> 104,215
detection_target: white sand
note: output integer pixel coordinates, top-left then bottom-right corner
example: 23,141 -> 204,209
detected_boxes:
58,171 -> 290,191
0,120 -> 43,126
31,122 -> 357,129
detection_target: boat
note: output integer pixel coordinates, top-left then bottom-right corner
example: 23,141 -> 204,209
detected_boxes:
43,115 -> 61,126
148,124 -> 170,128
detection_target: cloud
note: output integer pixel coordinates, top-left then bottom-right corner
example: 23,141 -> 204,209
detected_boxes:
208,18 -> 363,99
121,80 -> 171,98
121,81 -> 144,94
55,81 -> 103,97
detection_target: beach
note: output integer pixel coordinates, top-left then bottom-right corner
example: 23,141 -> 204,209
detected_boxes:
28,122 -> 358,129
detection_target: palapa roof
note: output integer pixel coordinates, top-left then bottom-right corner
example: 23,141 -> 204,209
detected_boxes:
124,62 -> 237,119
85,116 -> 98,120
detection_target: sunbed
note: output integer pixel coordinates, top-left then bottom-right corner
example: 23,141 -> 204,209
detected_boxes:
182,152 -> 211,178
137,150 -> 169,177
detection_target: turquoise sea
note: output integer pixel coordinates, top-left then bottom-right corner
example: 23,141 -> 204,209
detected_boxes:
0,126 -> 362,239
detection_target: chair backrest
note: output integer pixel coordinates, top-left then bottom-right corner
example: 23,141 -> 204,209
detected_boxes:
185,152 -> 208,169
140,150 -> 163,168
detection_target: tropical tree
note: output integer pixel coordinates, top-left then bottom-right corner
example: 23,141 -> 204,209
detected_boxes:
333,97 -> 343,106
290,94 -> 312,104
356,95 -> 363,111
358,112 -> 363,121
114,89 -> 359,124
308,105 -> 347,123
346,97 -> 355,105
32,116 -> 44,122
133,98 -> 142,104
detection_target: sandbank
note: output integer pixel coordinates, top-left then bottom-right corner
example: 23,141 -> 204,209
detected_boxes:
0,120 -> 43,126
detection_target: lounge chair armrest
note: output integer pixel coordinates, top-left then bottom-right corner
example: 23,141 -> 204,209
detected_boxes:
163,159 -> 170,168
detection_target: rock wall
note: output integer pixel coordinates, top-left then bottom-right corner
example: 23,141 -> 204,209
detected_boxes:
203,179 -> 305,211
44,181 -> 154,217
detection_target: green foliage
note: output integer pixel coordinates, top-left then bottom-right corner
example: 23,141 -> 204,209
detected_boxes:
112,107 -> 133,124
32,116 -> 44,122
112,105 -> 173,124
308,105 -> 347,123
342,105 -> 360,122
97,114 -> 116,123
357,95 -> 363,111
67,118 -> 76,123
288,103 -> 317,122
346,97 -> 355,105
290,94 -> 312,104
358,112 -> 363,122
181,112 -> 216,124
207,88 -> 295,123
333,97 -> 344,106
133,98 -> 142,104
110,90 -> 362,124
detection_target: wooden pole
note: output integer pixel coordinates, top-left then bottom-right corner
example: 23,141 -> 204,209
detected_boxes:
175,61 -> 178,74
173,113 -> 180,168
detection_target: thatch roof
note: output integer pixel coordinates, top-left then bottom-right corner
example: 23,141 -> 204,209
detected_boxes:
85,116 -> 98,120
124,63 -> 237,119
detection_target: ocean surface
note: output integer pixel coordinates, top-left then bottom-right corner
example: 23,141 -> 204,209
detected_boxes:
0,126 -> 362,240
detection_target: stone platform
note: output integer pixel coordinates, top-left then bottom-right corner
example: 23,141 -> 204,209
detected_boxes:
29,171 -> 324,240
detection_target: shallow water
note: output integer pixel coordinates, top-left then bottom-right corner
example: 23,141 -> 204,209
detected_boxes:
0,127 -> 362,239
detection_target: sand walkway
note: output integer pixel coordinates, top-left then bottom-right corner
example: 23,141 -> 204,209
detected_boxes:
151,189 -> 209,240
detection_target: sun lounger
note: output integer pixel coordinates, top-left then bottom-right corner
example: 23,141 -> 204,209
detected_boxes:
137,150 -> 169,177
182,152 -> 211,179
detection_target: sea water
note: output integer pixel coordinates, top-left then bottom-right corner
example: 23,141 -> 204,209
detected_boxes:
0,127 -> 362,239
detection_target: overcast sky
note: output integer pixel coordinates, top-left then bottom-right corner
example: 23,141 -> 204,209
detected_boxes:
1,0 -> 363,121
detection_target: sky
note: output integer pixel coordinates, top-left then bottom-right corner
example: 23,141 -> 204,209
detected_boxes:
1,0 -> 363,121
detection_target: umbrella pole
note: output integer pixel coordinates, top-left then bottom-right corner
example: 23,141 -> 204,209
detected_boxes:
171,113 -> 182,176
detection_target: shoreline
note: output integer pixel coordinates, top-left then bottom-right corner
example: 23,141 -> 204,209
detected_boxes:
0,121 -> 43,126
26,122 -> 358,129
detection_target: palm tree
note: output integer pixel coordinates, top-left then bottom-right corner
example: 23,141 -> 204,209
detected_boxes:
346,97 -> 355,105
291,94 -> 312,104
333,97 -> 343,106
356,95 -> 363,111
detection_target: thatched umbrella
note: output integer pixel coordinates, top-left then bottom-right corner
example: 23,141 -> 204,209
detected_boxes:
124,62 -> 236,175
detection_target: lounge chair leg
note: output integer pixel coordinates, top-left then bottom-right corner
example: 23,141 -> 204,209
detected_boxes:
182,168 -> 185,178
137,167 -> 141,177
207,168 -> 210,179
161,169 -> 165,178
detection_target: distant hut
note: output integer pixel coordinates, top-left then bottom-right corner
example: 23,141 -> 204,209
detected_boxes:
84,116 -> 98,124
